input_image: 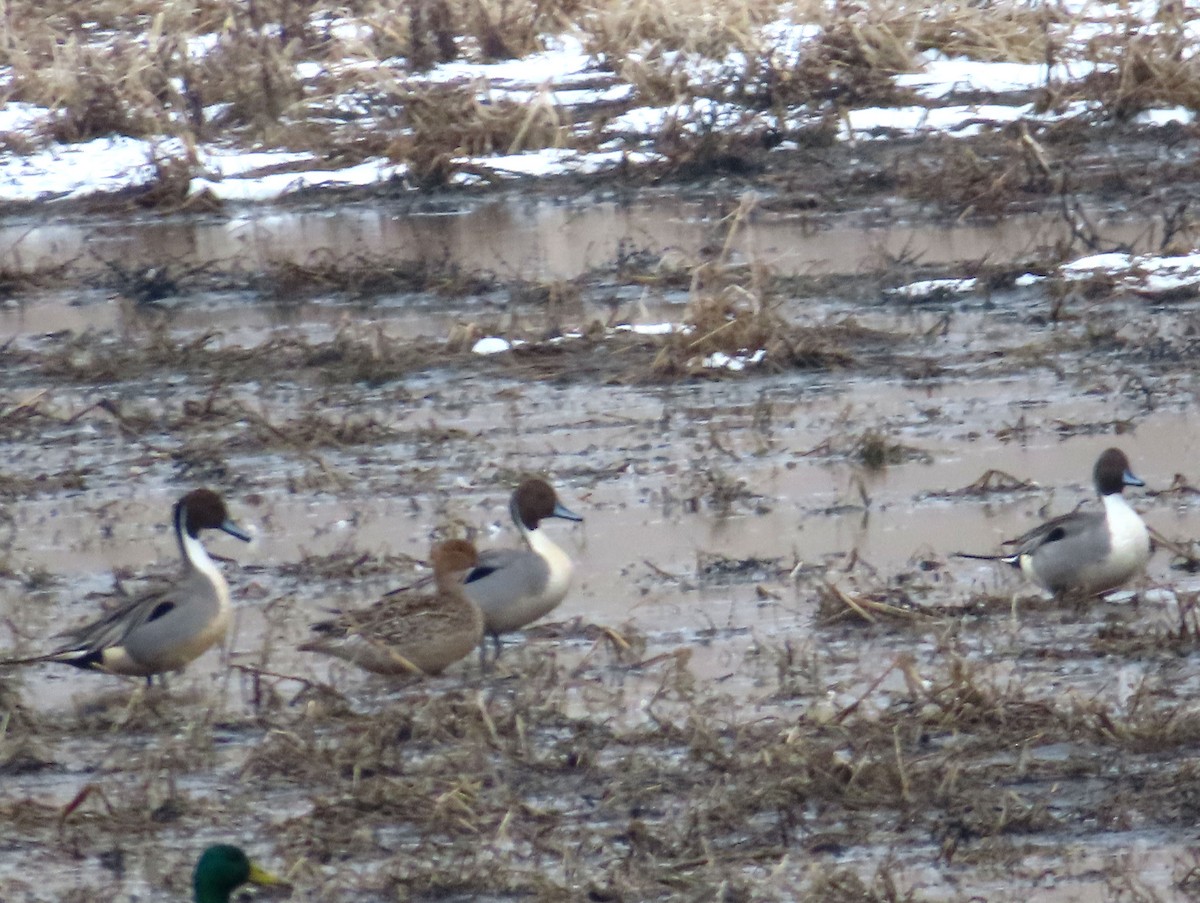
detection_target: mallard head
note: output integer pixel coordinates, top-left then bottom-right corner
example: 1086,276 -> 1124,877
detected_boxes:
193,844 -> 280,903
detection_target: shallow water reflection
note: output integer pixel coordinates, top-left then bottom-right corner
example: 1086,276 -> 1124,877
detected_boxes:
0,192 -> 1164,287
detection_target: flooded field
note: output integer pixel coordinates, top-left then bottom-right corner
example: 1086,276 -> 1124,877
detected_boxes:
3,180 -> 1200,901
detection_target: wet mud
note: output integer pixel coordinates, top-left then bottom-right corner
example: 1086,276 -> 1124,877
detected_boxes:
3,141 -> 1200,900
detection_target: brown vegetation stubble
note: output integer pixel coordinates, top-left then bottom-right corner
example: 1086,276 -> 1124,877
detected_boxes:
4,0 -> 1198,214
10,615 -> 1200,898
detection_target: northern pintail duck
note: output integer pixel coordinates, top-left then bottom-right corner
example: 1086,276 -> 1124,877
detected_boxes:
193,845 -> 281,903
299,539 -> 483,676
959,448 -> 1151,596
1,489 -> 251,679
463,477 -> 582,653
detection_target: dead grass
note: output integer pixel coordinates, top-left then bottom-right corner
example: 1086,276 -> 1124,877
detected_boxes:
99,257 -> 222,304
277,547 -> 421,583
764,3 -> 921,110
581,0 -> 780,62
591,0 -> 922,116
916,2 -> 1056,65
921,468 -> 1040,500
1,0 -> 584,159
0,0 -> 1196,208
587,0 -> 1059,121
853,428 -> 929,471
34,321 -> 446,387
635,198 -> 874,380
185,634 -> 1200,898
182,6 -> 309,134
1080,13 -> 1200,120
387,83 -> 569,186
651,103 -> 787,177
0,256 -> 76,299
631,292 -> 873,380
6,32 -> 178,144
258,251 -> 496,300
899,134 -> 1058,218
0,470 -> 88,498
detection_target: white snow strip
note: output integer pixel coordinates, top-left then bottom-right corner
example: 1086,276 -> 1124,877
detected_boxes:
1060,251 -> 1200,295
628,46 -> 750,89
609,99 -> 750,136
465,147 -> 657,178
0,136 -> 189,202
759,19 -> 822,64
295,61 -> 327,81
186,33 -> 220,60
897,52 -> 1096,99
886,278 -> 977,299
200,147 -> 317,178
0,102 -> 50,134
426,35 -> 594,87
497,84 -> 635,106
704,349 -> 766,371
1061,252 -> 1137,273
467,147 -> 574,176
613,323 -> 681,336
472,337 -> 522,354
0,135 -> 404,205
1135,107 -> 1195,126
842,103 -> 1031,139
192,159 -> 406,202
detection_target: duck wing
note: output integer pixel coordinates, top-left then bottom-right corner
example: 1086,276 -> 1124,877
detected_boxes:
50,583 -> 179,656
0,582 -> 178,669
462,549 -> 547,604
1004,509 -> 1106,558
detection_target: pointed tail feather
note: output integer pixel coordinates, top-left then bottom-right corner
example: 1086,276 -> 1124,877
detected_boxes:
952,551 -> 1020,566
0,652 -> 53,667
0,648 -> 101,671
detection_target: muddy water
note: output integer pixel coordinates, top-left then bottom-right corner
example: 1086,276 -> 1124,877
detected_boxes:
0,193 -> 1164,290
3,196 -> 1200,901
9,369 -> 1200,691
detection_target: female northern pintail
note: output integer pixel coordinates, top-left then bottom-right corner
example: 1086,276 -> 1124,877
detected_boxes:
462,478 -> 582,653
299,539 -> 484,676
1,488 -> 251,680
959,447 -> 1151,596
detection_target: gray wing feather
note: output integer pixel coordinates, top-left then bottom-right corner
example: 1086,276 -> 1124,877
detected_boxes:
1007,510 -> 1106,557
53,586 -> 176,654
464,550 -> 548,610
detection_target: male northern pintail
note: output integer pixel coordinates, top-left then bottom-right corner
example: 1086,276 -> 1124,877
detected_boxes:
463,477 -> 582,653
299,539 -> 483,676
1,488 -> 251,680
958,447 -> 1151,596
